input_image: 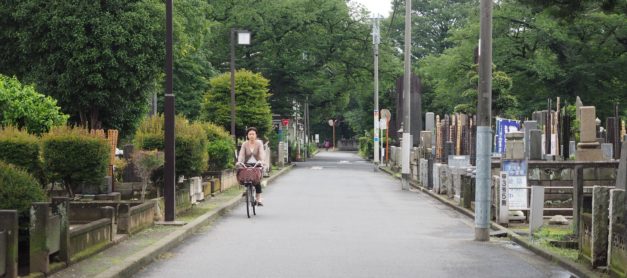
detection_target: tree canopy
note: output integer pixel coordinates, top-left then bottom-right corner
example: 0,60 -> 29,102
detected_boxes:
201,70 -> 273,139
0,75 -> 68,135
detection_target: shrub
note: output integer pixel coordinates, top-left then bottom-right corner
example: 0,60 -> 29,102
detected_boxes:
207,139 -> 235,171
202,123 -> 235,171
42,126 -> 110,195
0,126 -> 43,182
358,130 -> 373,159
0,75 -> 68,135
0,161 -> 46,215
134,115 -> 208,178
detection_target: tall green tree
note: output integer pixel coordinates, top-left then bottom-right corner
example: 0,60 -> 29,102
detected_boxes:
0,1 -> 165,137
201,70 -> 272,139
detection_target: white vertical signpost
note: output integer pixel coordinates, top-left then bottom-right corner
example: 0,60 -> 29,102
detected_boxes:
372,14 -> 382,171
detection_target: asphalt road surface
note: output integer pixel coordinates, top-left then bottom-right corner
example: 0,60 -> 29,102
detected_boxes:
135,151 -> 574,278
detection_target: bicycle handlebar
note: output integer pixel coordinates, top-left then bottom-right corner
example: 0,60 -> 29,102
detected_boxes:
236,161 -> 263,168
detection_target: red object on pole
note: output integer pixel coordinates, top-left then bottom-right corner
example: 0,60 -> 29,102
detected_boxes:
282,119 -> 289,126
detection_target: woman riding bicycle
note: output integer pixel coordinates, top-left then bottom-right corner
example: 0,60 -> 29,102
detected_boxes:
237,127 -> 266,206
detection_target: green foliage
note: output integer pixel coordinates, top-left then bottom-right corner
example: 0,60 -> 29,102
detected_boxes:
201,70 -> 272,139
202,123 -> 235,171
0,161 -> 46,215
0,126 -> 43,182
134,115 -> 208,177
206,139 -> 235,171
206,0 -> 402,140
0,1 -> 165,137
0,75 -> 68,135
358,130 -> 374,159
42,126 -> 110,195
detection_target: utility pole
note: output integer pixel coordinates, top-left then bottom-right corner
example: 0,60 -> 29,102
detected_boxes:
475,0 -> 493,241
401,0 -> 412,190
372,14 -> 383,172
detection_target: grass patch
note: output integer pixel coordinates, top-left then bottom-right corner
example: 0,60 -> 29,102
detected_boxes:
532,226 -> 579,260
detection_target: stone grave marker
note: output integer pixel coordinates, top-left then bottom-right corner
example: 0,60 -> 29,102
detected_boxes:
530,129 -> 543,160
577,106 -> 603,161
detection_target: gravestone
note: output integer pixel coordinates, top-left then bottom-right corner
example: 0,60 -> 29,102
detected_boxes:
524,121 -> 537,159
591,186 -> 610,267
601,143 -> 614,161
569,141 -> 576,159
449,156 -> 470,203
617,140 -> 627,190
530,185 -> 545,234
577,106 -> 603,161
575,96 -> 583,121
433,163 -> 442,193
607,117 -> 618,158
561,113 -> 571,160
608,189 -> 625,276
122,144 -> 143,182
425,112 -> 435,132
529,129 -> 543,160
505,132 -> 524,159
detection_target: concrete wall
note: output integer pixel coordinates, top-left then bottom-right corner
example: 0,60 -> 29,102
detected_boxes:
0,210 -> 18,278
118,201 -> 155,234
69,218 -> 114,259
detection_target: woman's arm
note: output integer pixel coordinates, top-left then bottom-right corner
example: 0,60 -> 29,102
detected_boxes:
237,142 -> 246,164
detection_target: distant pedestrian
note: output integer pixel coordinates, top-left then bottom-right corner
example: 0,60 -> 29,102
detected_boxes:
323,139 -> 330,151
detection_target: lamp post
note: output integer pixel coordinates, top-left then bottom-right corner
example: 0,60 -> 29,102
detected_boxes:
163,0 -> 175,222
230,28 -> 251,140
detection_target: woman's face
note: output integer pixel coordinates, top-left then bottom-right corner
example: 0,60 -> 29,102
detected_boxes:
247,130 -> 257,141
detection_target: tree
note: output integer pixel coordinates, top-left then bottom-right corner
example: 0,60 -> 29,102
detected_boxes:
0,75 -> 68,135
201,70 -> 272,139
0,1 -> 165,137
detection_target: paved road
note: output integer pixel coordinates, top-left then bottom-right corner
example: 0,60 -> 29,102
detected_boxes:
135,151 -> 573,278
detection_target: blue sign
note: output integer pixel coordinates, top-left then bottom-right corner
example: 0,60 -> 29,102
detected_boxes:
494,118 -> 521,154
374,137 -> 379,142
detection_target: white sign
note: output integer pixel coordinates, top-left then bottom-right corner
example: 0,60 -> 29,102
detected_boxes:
499,172 -> 509,224
379,119 -> 387,130
503,160 -> 528,210
315,134 -> 319,143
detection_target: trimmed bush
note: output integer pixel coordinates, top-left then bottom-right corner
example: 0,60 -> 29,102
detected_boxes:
202,123 -> 235,171
0,161 -> 46,215
42,126 -> 110,195
0,126 -> 43,182
134,115 -> 208,178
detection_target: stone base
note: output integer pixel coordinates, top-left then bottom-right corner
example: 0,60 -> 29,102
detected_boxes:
576,148 -> 604,161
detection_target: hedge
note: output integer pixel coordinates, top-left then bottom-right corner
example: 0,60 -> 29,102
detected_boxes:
0,126 -> 43,182
42,126 -> 110,195
134,115 -> 208,178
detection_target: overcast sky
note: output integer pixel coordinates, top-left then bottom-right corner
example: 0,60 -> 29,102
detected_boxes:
350,0 -> 393,17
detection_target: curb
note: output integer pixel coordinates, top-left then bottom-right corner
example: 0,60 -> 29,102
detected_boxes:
378,166 -> 599,278
95,164 -> 294,278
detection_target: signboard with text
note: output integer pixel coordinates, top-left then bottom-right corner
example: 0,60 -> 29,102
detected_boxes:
502,159 -> 528,210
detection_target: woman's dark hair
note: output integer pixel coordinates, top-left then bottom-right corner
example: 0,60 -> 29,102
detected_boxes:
246,127 -> 258,135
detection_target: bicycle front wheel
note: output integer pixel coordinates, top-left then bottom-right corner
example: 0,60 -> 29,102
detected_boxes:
251,185 -> 256,216
245,184 -> 251,218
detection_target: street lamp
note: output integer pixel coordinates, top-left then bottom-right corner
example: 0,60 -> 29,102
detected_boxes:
230,29 -> 251,140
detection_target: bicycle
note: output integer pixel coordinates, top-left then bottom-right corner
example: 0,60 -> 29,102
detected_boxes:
236,162 -> 263,218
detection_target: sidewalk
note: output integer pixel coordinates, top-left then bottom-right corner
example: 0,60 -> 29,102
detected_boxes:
47,165 -> 293,278
378,166 -> 601,278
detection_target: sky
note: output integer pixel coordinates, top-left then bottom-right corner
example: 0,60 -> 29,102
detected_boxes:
350,0 -> 393,17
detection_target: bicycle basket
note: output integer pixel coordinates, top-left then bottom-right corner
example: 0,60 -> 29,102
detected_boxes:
237,167 -> 262,185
